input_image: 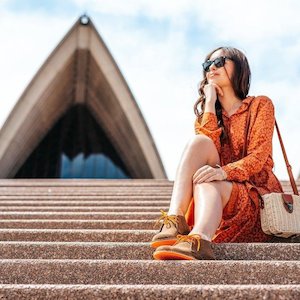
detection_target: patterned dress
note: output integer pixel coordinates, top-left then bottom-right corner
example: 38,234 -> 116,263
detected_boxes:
185,95 -> 283,243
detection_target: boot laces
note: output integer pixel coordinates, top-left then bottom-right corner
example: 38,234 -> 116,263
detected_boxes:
175,234 -> 201,251
154,209 -> 179,229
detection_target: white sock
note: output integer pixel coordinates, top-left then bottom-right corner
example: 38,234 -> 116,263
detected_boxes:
191,232 -> 212,241
200,234 -> 212,241
167,208 -> 184,216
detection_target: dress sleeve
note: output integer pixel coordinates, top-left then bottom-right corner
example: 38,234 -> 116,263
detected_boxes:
222,97 -> 275,182
194,112 -> 222,154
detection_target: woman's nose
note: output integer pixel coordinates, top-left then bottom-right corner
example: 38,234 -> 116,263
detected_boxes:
209,63 -> 217,71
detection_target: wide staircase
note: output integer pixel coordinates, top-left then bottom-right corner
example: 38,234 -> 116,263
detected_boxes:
0,179 -> 299,299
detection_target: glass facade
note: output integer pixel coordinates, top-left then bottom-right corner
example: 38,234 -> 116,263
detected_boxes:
60,153 -> 128,178
15,105 -> 130,179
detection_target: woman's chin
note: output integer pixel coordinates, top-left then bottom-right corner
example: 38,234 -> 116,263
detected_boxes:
208,78 -> 222,85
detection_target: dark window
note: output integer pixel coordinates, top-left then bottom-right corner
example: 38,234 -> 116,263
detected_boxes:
15,105 -> 130,179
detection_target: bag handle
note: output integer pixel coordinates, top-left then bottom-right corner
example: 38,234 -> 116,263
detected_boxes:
243,99 -> 299,196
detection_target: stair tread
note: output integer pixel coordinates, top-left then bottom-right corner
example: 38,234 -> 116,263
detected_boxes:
0,202 -> 169,208
0,212 -> 160,220
0,206 -> 167,212
0,259 -> 299,285
0,241 -> 299,260
0,284 -> 299,300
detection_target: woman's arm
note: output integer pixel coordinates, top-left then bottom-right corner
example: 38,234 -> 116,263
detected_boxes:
221,97 -> 275,182
194,83 -> 224,153
194,112 -> 222,154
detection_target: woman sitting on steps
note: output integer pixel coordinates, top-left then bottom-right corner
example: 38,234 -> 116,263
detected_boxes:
150,46 -> 283,260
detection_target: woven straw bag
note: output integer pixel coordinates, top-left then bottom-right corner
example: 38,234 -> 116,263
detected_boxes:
260,192 -> 300,237
243,100 -> 300,238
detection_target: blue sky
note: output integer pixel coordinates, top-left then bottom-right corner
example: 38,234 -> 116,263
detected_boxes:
1,0 -> 300,180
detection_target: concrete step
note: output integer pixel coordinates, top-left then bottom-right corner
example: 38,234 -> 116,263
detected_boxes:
1,229 -> 299,243
0,178 -> 295,185
0,206 -> 167,212
0,242 -> 299,260
0,229 -> 155,242
0,219 -> 155,229
0,183 -> 293,189
0,284 -> 299,300
0,192 -> 173,197
0,260 -> 299,284
0,212 -> 160,220
0,195 -> 171,200
1,189 -> 297,197
0,201 -> 169,207
0,187 -> 173,192
0,179 -> 174,187
0,178 -> 297,298
0,189 -> 173,194
0,184 -> 173,189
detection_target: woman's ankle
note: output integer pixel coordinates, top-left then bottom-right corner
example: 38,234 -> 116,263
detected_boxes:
168,208 -> 184,216
189,231 -> 212,242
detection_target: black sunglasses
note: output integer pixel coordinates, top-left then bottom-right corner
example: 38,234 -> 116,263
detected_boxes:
202,56 -> 233,72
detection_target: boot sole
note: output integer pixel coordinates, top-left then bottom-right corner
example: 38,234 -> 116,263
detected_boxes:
153,250 -> 195,260
150,239 -> 177,248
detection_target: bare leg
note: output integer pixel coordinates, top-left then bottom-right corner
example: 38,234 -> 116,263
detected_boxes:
190,181 -> 233,241
168,134 -> 233,241
168,134 -> 221,216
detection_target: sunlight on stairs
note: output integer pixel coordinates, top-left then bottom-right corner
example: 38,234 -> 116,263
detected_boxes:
0,179 -> 299,299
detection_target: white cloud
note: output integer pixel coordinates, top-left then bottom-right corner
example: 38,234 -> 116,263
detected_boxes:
0,0 -> 9,5
71,0 -> 300,43
192,0 -> 300,43
72,0 -> 192,19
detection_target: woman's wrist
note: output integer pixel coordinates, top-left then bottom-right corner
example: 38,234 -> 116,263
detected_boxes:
204,101 -> 216,114
216,164 -> 227,180
221,168 -> 227,180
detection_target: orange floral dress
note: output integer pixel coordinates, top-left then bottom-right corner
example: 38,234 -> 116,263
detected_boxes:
185,95 -> 283,243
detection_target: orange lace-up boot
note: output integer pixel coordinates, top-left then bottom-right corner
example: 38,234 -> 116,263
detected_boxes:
150,210 -> 190,248
153,234 -> 216,260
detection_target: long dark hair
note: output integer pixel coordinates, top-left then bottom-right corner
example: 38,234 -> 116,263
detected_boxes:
193,46 -> 251,145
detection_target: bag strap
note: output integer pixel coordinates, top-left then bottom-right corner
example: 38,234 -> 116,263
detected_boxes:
243,99 -> 299,195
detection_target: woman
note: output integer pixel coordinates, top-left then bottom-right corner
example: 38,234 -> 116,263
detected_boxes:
151,46 -> 283,260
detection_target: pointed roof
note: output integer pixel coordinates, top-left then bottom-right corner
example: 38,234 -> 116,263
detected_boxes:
0,16 -> 167,179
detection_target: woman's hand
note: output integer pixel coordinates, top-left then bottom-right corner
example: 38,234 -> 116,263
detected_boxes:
192,165 -> 227,184
203,83 -> 224,104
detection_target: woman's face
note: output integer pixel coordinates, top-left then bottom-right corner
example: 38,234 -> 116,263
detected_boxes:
205,49 -> 235,88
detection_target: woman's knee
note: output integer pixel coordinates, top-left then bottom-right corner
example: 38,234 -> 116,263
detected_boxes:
188,134 -> 213,146
193,181 -> 233,208
188,135 -> 217,153
188,135 -> 220,165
